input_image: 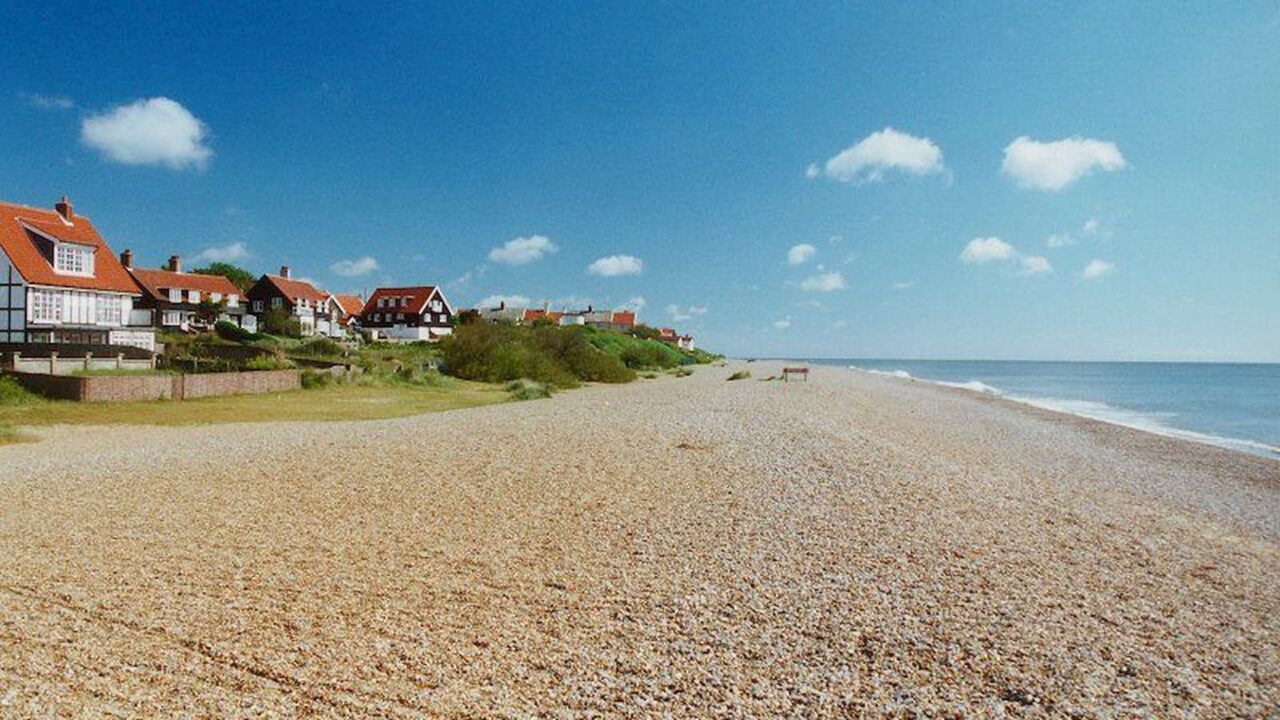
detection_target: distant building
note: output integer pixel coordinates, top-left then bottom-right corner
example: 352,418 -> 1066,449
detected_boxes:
330,293 -> 365,331
658,327 -> 695,351
246,267 -> 338,337
359,286 -> 454,342
558,306 -> 636,331
0,196 -> 154,350
125,253 -> 255,333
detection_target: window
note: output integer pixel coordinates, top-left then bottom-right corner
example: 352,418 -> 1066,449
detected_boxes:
169,288 -> 182,303
163,311 -> 182,326
30,289 -> 62,323
432,300 -> 442,312
96,296 -> 122,325
271,297 -> 283,309
54,244 -> 93,276
396,312 -> 405,321
403,296 -> 412,307
211,292 -> 222,303
252,300 -> 263,312
188,290 -> 200,303
377,298 -> 386,308
227,294 -> 239,307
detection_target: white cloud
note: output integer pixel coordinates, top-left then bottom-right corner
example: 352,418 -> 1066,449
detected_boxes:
891,281 -> 915,290
81,97 -> 212,170
1082,218 -> 1100,235
805,163 -> 821,179
1046,233 -> 1076,248
773,317 -> 792,329
815,127 -> 945,184
620,296 -> 647,311
1019,255 -> 1053,275
587,255 -> 643,277
330,256 -> 379,276
478,294 -> 531,309
488,234 -> 558,265
787,243 -> 817,265
832,320 -> 848,329
193,241 -> 251,264
688,305 -> 708,315
961,237 -> 1016,263
1001,136 -> 1127,191
22,93 -> 73,110
1081,258 -> 1116,280
799,270 -> 846,292
666,304 -> 691,322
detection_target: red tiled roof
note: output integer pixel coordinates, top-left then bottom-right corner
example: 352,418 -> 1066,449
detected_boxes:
333,293 -> 364,316
129,267 -> 241,301
261,274 -> 328,303
521,308 -> 564,323
359,286 -> 442,316
0,199 -> 140,294
611,311 -> 636,327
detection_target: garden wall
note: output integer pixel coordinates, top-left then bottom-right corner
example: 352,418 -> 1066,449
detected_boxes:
3,369 -> 301,402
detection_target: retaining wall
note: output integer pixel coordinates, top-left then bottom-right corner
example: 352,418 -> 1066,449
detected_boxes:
3,369 -> 301,403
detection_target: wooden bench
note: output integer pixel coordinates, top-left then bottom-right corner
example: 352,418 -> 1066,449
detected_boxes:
783,367 -> 809,382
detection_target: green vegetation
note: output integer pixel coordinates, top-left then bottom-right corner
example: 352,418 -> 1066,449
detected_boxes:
259,306 -> 302,337
441,322 -> 634,387
244,354 -> 296,371
505,378 -> 553,400
214,320 -> 261,343
191,262 -> 257,292
727,370 -> 751,381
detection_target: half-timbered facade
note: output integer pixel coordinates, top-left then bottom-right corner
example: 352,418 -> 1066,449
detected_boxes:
0,196 -> 154,350
246,267 -> 335,337
358,286 -> 454,342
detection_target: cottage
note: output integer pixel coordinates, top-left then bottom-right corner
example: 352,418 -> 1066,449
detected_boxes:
125,253 -> 256,333
658,327 -> 695,351
558,306 -> 636,331
359,286 -> 454,342
0,196 -> 155,350
330,293 -> 365,332
246,267 -> 338,337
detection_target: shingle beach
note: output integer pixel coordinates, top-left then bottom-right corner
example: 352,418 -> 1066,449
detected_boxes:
1,361 -> 1277,717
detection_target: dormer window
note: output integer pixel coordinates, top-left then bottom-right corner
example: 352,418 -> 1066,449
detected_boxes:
168,288 -> 182,303
54,243 -> 94,276
188,290 -> 200,303
227,294 -> 239,307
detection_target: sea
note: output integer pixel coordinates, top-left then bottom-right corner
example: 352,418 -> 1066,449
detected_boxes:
807,359 -> 1280,459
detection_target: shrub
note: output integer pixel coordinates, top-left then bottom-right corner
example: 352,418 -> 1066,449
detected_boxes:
0,377 -> 40,406
300,369 -> 334,389
505,378 -> 553,400
295,337 -> 344,358
260,307 -> 301,337
215,320 -> 260,343
245,354 -> 296,371
727,370 -> 751,381
440,322 -> 632,388
672,367 -> 693,377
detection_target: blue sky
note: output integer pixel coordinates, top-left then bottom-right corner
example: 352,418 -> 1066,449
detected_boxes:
2,2 -> 1277,361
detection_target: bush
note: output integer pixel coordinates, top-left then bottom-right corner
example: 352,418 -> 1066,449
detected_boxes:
300,369 -> 334,389
0,377 -> 40,406
505,378 -> 553,400
260,307 -> 301,338
440,322 -> 633,388
727,370 -> 751,381
295,337 -> 344,358
215,320 -> 260,343
245,354 -> 296,371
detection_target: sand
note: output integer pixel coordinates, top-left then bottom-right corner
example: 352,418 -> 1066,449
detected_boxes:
0,361 -> 1277,717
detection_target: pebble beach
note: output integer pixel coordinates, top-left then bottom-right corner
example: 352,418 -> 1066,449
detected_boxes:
0,361 -> 1277,717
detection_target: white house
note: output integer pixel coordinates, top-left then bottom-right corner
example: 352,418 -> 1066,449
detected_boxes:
0,196 -> 155,351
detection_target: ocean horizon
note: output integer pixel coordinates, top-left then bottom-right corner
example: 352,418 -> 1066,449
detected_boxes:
801,358 -> 1280,459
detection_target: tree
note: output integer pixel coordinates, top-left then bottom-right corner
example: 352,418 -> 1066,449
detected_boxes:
194,298 -> 227,327
191,262 -> 256,293
260,306 -> 301,337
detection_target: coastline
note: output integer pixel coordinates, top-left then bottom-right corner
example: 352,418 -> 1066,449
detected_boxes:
1,360 -> 1276,715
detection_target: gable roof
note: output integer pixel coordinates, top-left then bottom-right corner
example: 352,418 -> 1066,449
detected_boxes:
360,286 -> 446,316
129,267 -> 242,301
332,293 -> 364,316
521,308 -> 564,323
257,274 -> 328,303
610,311 -> 636,327
0,199 -> 140,294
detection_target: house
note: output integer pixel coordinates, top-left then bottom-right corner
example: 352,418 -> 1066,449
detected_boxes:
474,302 -> 565,325
521,307 -> 564,324
330,293 -> 365,332
658,327 -> 695,351
557,306 -> 636,331
359,285 -> 453,342
246,266 -> 337,337
0,196 -> 155,351
125,253 -> 256,333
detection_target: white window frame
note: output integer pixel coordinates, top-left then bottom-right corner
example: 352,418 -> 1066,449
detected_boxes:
53,243 -> 94,277
188,290 -> 200,303
227,294 -> 239,307
169,288 -> 182,303
162,310 -> 183,326
211,292 -> 222,303
95,295 -> 123,326
30,289 -> 63,323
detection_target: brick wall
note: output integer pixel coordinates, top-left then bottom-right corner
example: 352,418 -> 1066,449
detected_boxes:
3,369 -> 300,403
178,369 -> 299,400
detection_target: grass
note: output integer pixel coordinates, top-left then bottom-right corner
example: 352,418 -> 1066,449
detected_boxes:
0,378 -> 507,430
727,370 -> 751,381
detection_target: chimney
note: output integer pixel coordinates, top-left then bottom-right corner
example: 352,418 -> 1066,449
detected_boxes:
280,265 -> 291,279
498,300 -> 506,310
55,194 -> 73,221
120,249 -> 133,269
168,255 -> 182,273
